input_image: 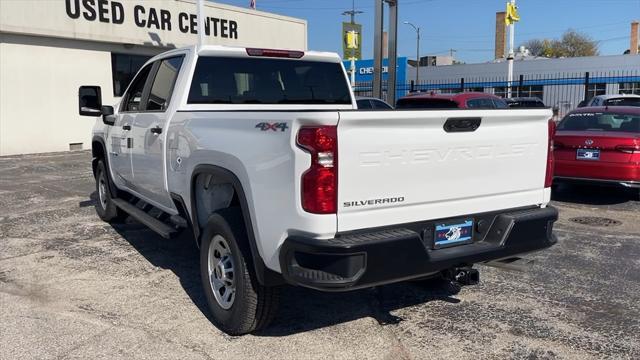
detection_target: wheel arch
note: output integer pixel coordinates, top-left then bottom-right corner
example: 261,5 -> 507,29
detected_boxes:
189,164 -> 283,286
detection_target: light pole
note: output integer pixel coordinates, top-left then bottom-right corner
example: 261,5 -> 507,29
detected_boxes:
404,21 -> 420,89
342,0 -> 363,87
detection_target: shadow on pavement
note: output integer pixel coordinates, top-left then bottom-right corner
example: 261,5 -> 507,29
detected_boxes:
552,183 -> 639,205
98,204 -> 461,336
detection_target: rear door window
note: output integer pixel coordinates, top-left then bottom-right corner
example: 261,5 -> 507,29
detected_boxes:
372,99 -> 393,110
466,98 -> 496,109
558,112 -> 640,132
188,57 -> 351,105
356,99 -> 373,109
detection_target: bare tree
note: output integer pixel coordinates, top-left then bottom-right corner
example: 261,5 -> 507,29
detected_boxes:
521,39 -> 546,56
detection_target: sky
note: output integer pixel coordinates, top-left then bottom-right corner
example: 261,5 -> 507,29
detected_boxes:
214,0 -> 640,64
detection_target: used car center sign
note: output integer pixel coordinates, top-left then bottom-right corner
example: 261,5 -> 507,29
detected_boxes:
64,0 -> 238,39
0,0 -> 307,50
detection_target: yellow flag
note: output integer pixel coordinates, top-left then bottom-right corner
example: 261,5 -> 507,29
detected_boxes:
505,2 -> 520,25
346,30 -> 359,49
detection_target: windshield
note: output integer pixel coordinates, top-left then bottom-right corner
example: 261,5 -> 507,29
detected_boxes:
603,98 -> 640,107
557,112 -> 640,132
188,57 -> 351,105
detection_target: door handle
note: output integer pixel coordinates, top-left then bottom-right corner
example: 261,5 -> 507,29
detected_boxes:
443,117 -> 481,132
150,126 -> 163,135
122,124 -> 131,131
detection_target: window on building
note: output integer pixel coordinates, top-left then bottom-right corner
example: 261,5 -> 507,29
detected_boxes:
619,82 -> 640,95
111,53 -> 152,97
586,83 -> 606,99
493,85 -> 543,100
438,88 -> 462,94
146,57 -> 184,111
515,85 -> 544,100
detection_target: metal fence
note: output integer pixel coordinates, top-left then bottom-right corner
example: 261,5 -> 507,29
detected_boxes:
352,70 -> 640,119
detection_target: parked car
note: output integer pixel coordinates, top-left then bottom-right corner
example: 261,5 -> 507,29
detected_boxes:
355,96 -> 393,110
505,97 -> 546,108
554,106 -> 640,193
396,92 -> 508,109
578,94 -> 640,108
78,45 -> 558,335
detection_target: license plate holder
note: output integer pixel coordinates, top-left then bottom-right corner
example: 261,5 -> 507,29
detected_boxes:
576,148 -> 600,161
433,218 -> 474,249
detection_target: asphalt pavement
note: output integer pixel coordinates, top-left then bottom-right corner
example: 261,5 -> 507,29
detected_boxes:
1,151 -> 639,360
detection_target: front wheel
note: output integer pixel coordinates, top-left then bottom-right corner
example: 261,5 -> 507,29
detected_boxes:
200,208 -> 279,335
94,160 -> 126,222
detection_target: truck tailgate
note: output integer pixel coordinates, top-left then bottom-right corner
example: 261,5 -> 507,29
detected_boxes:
336,109 -> 553,232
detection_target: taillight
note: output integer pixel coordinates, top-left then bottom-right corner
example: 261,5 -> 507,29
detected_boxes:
615,145 -> 640,154
545,119 -> 556,188
246,48 -> 304,58
297,126 -> 338,214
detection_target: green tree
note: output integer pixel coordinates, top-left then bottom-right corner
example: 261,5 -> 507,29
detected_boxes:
520,30 -> 599,58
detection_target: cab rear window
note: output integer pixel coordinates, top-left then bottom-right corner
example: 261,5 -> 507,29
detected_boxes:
558,112 -> 640,132
188,57 -> 351,105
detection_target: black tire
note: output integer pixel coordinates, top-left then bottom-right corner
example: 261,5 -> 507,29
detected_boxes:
94,160 -> 126,222
200,207 -> 279,335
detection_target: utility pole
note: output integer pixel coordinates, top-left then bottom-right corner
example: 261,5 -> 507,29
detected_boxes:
387,0 -> 398,106
372,0 -> 384,99
506,0 -> 516,98
449,48 -> 457,59
404,21 -> 420,88
342,0 -> 363,24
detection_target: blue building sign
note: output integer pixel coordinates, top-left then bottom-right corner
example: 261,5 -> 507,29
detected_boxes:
343,57 -> 407,99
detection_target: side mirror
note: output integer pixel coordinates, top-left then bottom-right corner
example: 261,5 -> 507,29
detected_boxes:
101,106 -> 115,126
79,86 -> 103,116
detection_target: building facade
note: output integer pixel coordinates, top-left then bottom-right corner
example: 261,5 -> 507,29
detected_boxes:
0,0 -> 307,155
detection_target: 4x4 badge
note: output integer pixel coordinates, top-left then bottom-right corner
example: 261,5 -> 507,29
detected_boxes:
256,122 -> 288,132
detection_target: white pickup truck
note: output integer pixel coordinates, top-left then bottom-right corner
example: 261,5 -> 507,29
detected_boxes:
79,45 -> 558,335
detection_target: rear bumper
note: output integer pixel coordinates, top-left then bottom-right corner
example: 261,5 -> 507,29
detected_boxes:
555,160 -> 640,184
280,206 -> 558,291
554,176 -> 640,189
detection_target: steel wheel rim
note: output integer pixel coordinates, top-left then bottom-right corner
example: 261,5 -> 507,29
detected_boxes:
98,172 -> 108,210
207,235 -> 236,309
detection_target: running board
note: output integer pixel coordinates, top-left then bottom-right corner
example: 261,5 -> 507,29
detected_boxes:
112,198 -> 179,239
483,257 -> 534,272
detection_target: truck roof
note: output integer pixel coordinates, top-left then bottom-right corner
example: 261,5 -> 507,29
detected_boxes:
148,45 -> 342,64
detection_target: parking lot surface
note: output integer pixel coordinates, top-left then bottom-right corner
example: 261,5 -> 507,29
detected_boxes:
1,151 -> 639,360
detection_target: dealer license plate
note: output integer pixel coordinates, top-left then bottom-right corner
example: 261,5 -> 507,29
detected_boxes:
434,219 -> 474,249
576,148 -> 600,161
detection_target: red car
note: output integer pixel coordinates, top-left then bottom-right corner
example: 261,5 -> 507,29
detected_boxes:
396,92 -> 508,109
554,106 -> 640,192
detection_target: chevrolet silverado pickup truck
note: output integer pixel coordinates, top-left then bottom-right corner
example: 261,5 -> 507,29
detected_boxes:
78,45 -> 558,335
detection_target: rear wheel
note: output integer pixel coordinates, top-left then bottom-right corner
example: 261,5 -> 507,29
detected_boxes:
200,208 -> 279,335
94,160 -> 126,222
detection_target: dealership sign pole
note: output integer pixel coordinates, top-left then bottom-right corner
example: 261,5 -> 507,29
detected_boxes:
197,0 -> 205,50
505,0 -> 520,98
